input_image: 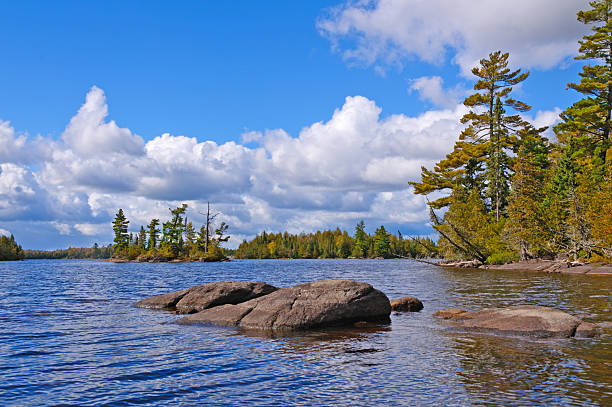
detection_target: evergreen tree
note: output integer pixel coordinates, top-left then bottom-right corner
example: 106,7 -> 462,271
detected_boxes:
507,129 -> 552,259
412,51 -> 531,215
138,226 -> 146,249
112,209 -> 129,252
147,219 -> 160,250
373,226 -> 391,258
555,0 -> 612,178
353,220 -> 368,257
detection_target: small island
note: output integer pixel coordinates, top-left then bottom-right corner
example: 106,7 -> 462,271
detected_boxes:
110,203 -> 230,262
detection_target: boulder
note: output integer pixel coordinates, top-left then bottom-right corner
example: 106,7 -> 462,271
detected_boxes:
434,305 -> 586,338
178,279 -> 391,331
135,281 -> 278,313
575,322 -> 598,338
390,296 -> 423,312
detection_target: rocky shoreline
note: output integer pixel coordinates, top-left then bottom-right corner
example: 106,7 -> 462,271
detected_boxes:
439,259 -> 612,275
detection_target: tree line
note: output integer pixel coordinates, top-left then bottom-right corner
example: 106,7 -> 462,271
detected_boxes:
411,0 -> 612,263
24,244 -> 113,259
234,221 -> 437,259
112,202 -> 230,261
0,234 -> 24,261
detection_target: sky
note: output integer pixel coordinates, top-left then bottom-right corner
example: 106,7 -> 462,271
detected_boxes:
0,0 -> 590,249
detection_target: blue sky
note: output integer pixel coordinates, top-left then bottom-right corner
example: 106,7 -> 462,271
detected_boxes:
0,0 -> 590,249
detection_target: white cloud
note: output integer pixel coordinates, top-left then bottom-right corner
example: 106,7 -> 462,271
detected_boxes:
62,86 -> 145,157
0,228 -> 10,236
318,0 -> 587,75
408,76 -> 466,108
74,223 -> 108,236
51,221 -> 71,235
0,120 -> 27,163
4,86 -> 473,247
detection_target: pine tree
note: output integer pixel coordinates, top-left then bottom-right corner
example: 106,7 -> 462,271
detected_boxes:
507,129 -> 552,259
373,225 -> 391,258
412,51 -> 531,215
138,226 -> 146,249
147,219 -> 160,250
112,209 -> 129,252
353,220 -> 368,257
555,0 -> 612,178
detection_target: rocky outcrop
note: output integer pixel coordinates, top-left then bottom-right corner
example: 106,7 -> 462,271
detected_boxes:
434,305 -> 600,338
178,280 -> 391,331
390,296 -> 423,312
439,260 -> 483,268
480,260 -> 612,275
134,281 -> 278,313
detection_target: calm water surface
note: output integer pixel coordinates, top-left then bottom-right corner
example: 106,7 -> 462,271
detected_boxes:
0,259 -> 610,406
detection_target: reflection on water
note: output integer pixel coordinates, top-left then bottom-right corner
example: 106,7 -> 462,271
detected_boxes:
0,259 -> 610,406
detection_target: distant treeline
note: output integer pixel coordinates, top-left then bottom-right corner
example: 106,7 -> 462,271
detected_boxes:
0,235 -> 25,261
235,222 -> 437,259
24,244 -> 113,259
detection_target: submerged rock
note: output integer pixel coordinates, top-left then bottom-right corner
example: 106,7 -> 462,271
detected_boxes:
134,281 -> 278,313
390,296 -> 423,312
434,305 -> 592,338
178,279 -> 391,331
433,308 -> 467,319
575,322 -> 598,338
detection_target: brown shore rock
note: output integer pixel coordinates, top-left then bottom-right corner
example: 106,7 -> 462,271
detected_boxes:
134,281 -> 278,313
390,296 -> 424,312
178,279 -> 391,331
480,260 -> 612,275
433,308 -> 467,319
434,305 -> 599,338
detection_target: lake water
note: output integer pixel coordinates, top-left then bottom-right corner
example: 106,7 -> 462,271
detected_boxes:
0,259 -> 610,406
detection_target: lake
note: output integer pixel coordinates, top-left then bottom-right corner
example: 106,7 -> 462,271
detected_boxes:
0,259 -> 610,406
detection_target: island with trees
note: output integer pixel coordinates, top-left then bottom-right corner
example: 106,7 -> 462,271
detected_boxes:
411,0 -> 612,265
110,203 -> 231,262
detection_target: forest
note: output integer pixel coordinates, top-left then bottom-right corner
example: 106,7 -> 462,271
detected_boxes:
0,234 -> 24,261
111,203 -> 230,261
234,222 -> 437,259
24,244 -> 113,260
411,0 -> 612,263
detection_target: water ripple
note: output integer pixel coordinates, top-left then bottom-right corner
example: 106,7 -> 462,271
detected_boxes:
0,259 -> 609,406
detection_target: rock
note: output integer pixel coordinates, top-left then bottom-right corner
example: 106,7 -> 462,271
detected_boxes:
390,296 -> 423,312
439,260 -> 483,269
433,308 -> 467,319
435,305 -> 583,338
135,281 -> 278,313
596,321 -> 612,330
178,279 -> 391,331
135,288 -> 190,309
174,281 -> 277,314
575,322 -> 598,338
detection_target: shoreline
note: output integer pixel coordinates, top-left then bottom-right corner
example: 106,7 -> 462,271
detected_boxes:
440,259 -> 612,276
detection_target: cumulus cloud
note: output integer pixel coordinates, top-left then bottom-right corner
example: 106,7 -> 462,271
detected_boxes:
318,0 -> 587,75
74,223 -> 108,236
2,86 -> 475,248
62,86 -> 145,157
408,76 -> 466,108
0,228 -> 11,236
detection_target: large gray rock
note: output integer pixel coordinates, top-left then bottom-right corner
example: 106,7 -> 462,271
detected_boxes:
178,279 -> 391,331
135,281 -> 278,313
434,305 -> 586,338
